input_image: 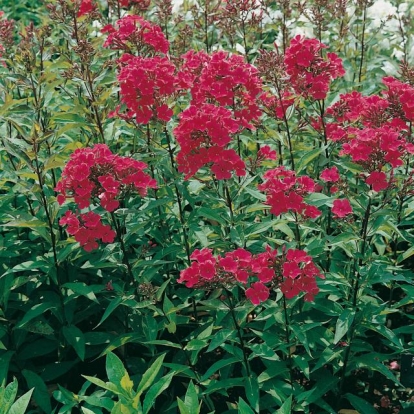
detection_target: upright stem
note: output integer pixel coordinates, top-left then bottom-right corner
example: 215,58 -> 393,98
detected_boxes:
33,153 -> 59,274
227,293 -> 251,377
111,212 -> 136,288
164,128 -> 192,264
282,296 -> 294,389
338,196 -> 372,403
357,4 -> 367,85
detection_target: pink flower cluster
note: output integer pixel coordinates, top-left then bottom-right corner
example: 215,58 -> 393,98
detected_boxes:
325,77 -> 414,192
174,50 -> 263,179
174,104 -> 244,179
112,54 -> 178,124
258,167 -> 321,218
118,0 -> 150,10
102,15 -> 169,54
56,144 -> 156,250
319,166 -> 353,218
59,210 -> 116,252
56,144 -> 156,210
76,0 -> 96,17
103,16 -> 178,125
284,35 -> 345,100
180,50 -> 263,129
178,246 -> 323,304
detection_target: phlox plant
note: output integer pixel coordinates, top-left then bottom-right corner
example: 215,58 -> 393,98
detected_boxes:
0,0 -> 413,413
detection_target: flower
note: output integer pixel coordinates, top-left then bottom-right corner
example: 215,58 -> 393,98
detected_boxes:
178,246 -> 323,304
366,171 -> 388,192
76,0 -> 97,17
246,282 -> 269,305
284,35 -> 345,100
258,166 -> 321,219
320,166 -> 340,182
332,199 -> 353,218
103,15 -> 169,54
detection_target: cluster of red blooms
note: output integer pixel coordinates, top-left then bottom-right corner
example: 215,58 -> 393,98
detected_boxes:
258,167 -> 321,218
174,104 -> 244,179
117,0 -> 151,9
113,53 -> 178,124
174,50 -> 263,179
284,35 -> 345,100
102,15 -> 169,54
75,0 -> 97,17
319,166 -> 353,218
259,91 -> 295,120
103,15 -> 177,125
56,144 -> 156,251
59,210 -> 116,252
325,76 -> 414,192
178,246 -> 323,304
179,50 -> 262,129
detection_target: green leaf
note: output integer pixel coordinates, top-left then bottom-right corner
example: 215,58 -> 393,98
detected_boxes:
63,282 -> 99,303
106,352 -> 134,395
95,296 -> 123,328
353,354 -> 402,386
8,388 -> 34,414
245,375 -> 259,413
81,376 -> 120,394
238,397 -> 256,414
177,397 -> 190,414
201,357 -> 239,382
22,369 -> 52,414
184,381 -> 199,414
15,302 -> 56,329
198,207 -> 228,226
206,329 -> 234,352
296,148 -> 323,173
345,393 -> 378,414
142,371 -> 174,414
0,352 -> 14,385
334,309 -> 355,344
2,378 -> 18,414
136,354 -> 165,400
62,325 -> 86,361
275,395 -> 292,414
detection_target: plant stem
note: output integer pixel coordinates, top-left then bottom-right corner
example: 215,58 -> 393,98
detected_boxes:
226,292 -> 251,377
338,195 -> 372,403
111,211 -> 136,288
282,296 -> 294,389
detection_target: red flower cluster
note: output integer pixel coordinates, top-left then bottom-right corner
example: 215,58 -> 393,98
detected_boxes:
112,53 -> 178,124
118,0 -> 150,10
180,50 -> 262,129
102,15 -> 169,54
331,199 -> 352,218
178,246 -> 323,304
174,104 -> 245,179
259,91 -> 295,120
284,35 -> 345,100
56,144 -> 156,211
258,167 -> 321,218
325,77 -> 414,192
174,50 -> 263,179
56,144 -> 156,251
76,0 -> 96,17
59,210 -> 116,252
382,76 -> 414,122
